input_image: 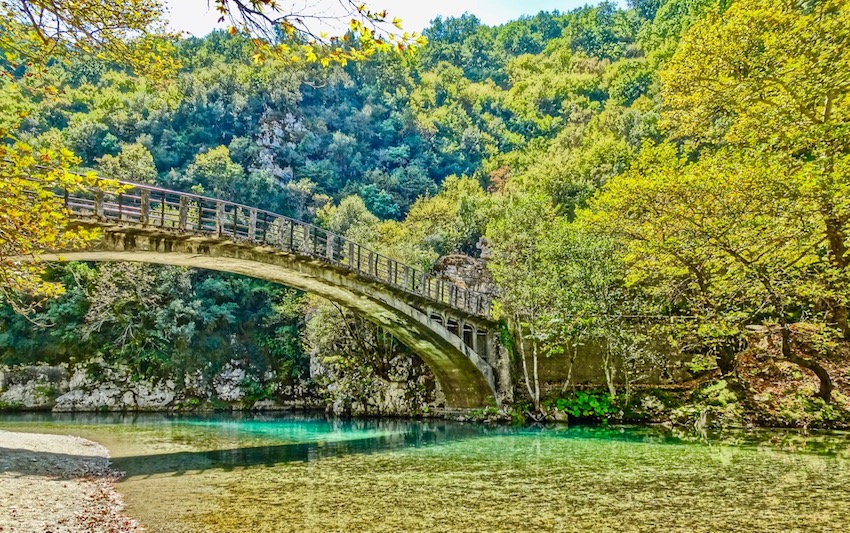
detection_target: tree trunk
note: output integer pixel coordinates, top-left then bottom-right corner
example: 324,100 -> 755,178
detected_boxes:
603,343 -> 617,399
830,303 -> 850,341
560,346 -> 576,395
716,336 -> 746,377
825,215 -> 850,339
516,320 -> 538,411
530,324 -> 540,412
715,350 -> 737,377
780,325 -> 833,404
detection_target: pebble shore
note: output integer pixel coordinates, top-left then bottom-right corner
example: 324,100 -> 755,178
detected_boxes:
0,430 -> 138,532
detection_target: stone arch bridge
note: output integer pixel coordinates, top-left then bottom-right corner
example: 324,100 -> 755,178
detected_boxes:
35,180 -> 508,408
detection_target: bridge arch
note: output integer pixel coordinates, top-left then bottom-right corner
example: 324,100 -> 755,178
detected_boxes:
36,181 -> 499,408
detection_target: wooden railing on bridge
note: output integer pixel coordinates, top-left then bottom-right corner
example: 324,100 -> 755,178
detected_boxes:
56,179 -> 493,320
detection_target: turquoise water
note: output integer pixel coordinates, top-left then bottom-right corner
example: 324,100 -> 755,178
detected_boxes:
2,412 -> 850,532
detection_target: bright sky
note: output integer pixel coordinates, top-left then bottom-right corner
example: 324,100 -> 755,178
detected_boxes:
163,0 -> 625,37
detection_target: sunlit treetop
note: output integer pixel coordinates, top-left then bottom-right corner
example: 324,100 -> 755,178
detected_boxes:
0,0 -> 180,78
0,0 -> 425,78
660,0 -> 850,150
213,0 -> 427,65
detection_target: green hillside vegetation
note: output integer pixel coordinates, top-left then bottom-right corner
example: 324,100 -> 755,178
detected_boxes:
2,0 -> 849,427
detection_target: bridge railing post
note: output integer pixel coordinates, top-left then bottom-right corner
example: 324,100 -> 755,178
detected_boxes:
232,206 -> 239,238
248,208 -> 257,241
94,190 -> 105,220
326,234 -> 335,262
285,220 -> 293,250
158,192 -> 166,227
178,196 -> 189,231
259,212 -> 267,244
140,190 -> 150,225
215,202 -> 224,236
316,228 -> 323,256
276,218 -> 288,249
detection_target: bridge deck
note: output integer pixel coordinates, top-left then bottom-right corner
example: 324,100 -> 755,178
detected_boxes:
56,179 -> 493,321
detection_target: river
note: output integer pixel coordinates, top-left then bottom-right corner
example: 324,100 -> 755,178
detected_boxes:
1,412 -> 849,532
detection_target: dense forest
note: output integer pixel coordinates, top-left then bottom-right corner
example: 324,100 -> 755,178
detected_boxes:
2,0 -> 849,427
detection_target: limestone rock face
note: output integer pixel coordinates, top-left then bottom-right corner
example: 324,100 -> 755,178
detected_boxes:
1,347 -> 452,415
0,366 -> 68,409
213,363 -> 248,402
54,384 -> 122,412
313,350 -> 441,417
256,111 -> 305,183
53,368 -> 176,412
432,254 -> 498,297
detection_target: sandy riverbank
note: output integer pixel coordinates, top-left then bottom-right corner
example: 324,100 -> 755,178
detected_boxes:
0,430 -> 138,532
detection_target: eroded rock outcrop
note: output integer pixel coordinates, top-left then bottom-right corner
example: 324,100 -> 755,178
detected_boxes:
0,360 -> 324,412
0,366 -> 68,409
432,252 -> 498,297
53,367 -> 176,412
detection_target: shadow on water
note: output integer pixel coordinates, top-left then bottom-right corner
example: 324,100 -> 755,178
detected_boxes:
110,423 -> 487,478
0,427 -> 483,479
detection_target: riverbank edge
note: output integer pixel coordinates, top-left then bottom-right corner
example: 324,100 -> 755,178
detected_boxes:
3,398 -> 849,431
0,429 -> 139,532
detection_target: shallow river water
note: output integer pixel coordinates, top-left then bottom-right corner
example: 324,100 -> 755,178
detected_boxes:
1,412 -> 849,532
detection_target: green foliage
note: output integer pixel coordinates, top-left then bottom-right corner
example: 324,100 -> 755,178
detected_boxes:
546,391 -> 615,420
687,354 -> 717,374
668,379 -> 746,428
605,59 -> 654,106
0,264 -> 307,392
0,400 -> 23,411
240,378 -> 276,404
692,380 -> 737,408
776,395 -> 850,428
565,2 -> 635,60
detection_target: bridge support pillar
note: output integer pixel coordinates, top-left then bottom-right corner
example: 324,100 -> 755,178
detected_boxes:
482,330 -> 513,405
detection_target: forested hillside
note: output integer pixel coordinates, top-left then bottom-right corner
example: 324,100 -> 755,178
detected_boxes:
2,0 -> 849,427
